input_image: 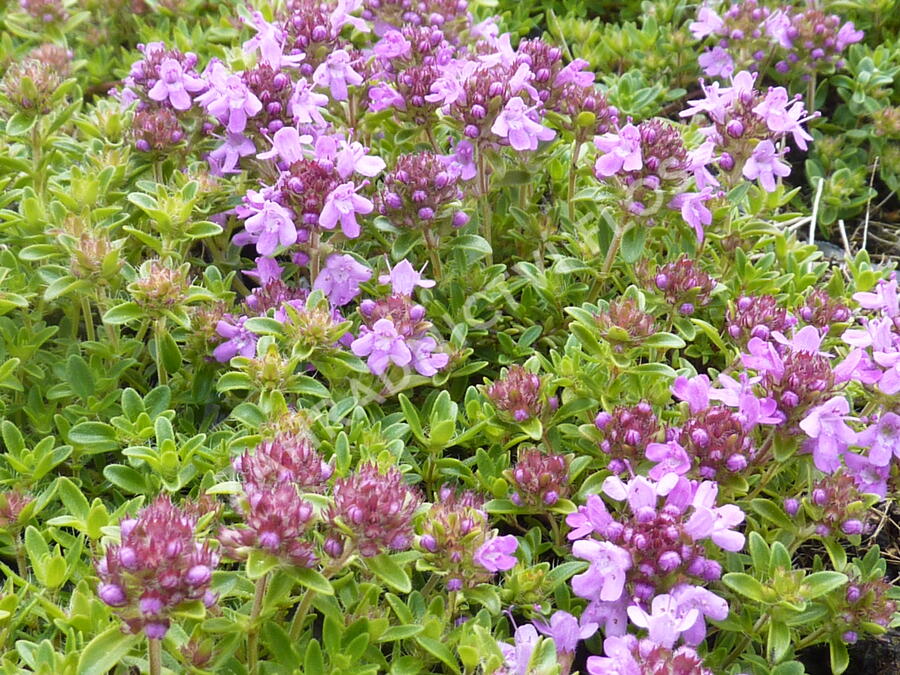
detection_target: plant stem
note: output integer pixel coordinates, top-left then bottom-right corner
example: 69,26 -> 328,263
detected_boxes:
287,587 -> 316,641
154,318 -> 168,386
423,230 -> 442,281
567,140 -> 582,223
80,295 -> 96,342
601,220 -> 627,276
247,574 -> 268,675
309,228 -> 322,282
15,532 -> 27,578
31,123 -> 44,197
476,145 -> 492,265
720,612 -> 769,669
148,637 -> 162,675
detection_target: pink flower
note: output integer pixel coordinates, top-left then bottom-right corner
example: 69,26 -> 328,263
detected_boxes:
319,182 -> 373,238
214,316 -> 258,362
752,88 -> 814,150
440,139 -> 477,181
313,49 -> 363,101
669,189 -> 714,242
670,584 -> 729,646
148,58 -> 206,110
857,413 -> 900,467
594,123 -> 643,177
800,396 -> 858,472
742,140 -> 791,192
491,97 -> 556,152
474,534 -> 519,572
243,200 -> 298,256
289,78 -> 329,127
534,611 -> 598,654
208,132 -> 256,175
206,75 -> 262,134
313,254 -> 372,306
689,6 -> 724,39
407,336 -> 449,376
836,22 -> 864,51
351,318 -> 411,374
335,140 -> 386,180
379,259 -> 435,296
646,441 -> 691,480
698,47 -> 734,79
671,374 -> 711,413
627,594 -> 699,649
243,12 -> 304,69
572,540 -> 632,602
374,30 -> 411,59
257,126 -> 312,165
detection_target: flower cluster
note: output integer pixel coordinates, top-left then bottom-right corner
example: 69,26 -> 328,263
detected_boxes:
680,70 -> 815,193
594,297 -> 657,353
800,470 -> 871,538
326,463 -> 422,557
96,496 -> 218,638
651,256 -> 717,316
507,447 -> 570,508
352,260 -> 449,376
377,151 -> 467,228
594,402 -> 661,475
726,294 -> 796,347
690,1 -> 863,80
486,365 -> 544,422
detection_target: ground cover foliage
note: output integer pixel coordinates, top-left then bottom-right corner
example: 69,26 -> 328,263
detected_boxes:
1,0 -> 900,673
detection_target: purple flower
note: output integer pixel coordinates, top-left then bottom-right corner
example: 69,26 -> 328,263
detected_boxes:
582,598 -> 629,637
742,140 -> 791,192
335,140 -> 386,180
690,6 -> 724,39
474,534 -> 518,572
313,49 -> 363,101
853,276 -> 898,317
646,441 -> 691,480
440,139 -> 477,181
490,97 -> 556,152
407,336 -> 449,376
313,254 -> 372,306
208,132 -> 256,175
857,413 -> 900,467
374,30 -> 411,59
289,78 -> 329,127
206,75 -> 262,134
378,259 -> 435,296
257,126 -> 312,165
214,316 -> 258,362
671,374 -> 711,413
243,199 -> 298,256
319,182 -> 373,238
800,396 -> 858,472
244,256 -> 283,284
836,22 -> 864,51
566,494 -> 614,540
670,583 -> 729,646
534,610 -> 598,654
148,58 -> 206,110
698,47 -> 734,79
498,624 -> 541,675
752,88 -> 814,150
243,12 -> 303,69
572,540 -> 632,602
686,482 -> 746,551
351,318 -> 412,375
671,189 -> 714,242
627,594 -> 699,649
594,123 -> 642,178
368,83 -> 405,112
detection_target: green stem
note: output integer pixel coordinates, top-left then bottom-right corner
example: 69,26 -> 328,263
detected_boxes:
423,230 -> 442,281
80,295 -> 96,343
247,574 -> 268,675
31,122 -> 44,197
601,220 -> 627,276
476,145 -> 492,265
794,625 -> 829,651
148,637 -> 162,675
720,612 -> 769,670
154,318 -> 168,386
309,228 -> 322,282
15,532 -> 27,578
287,587 -> 317,641
567,140 -> 582,223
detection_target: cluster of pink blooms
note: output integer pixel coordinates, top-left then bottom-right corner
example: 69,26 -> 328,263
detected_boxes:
485,365 -> 544,422
783,469 -> 869,539
680,70 -> 815,194
690,0 -> 863,80
351,260 -> 449,376
561,472 -> 738,671
96,496 -> 218,639
507,447 -> 569,508
219,433 -> 332,567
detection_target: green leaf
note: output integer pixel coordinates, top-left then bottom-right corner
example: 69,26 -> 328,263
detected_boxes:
464,585 -> 501,614
57,477 -> 90,522
366,553 -> 412,593
6,112 -> 36,136
416,636 -> 461,674
378,624 -> 423,642
285,566 -> 334,595
829,636 -> 849,674
246,550 -> 280,580
771,662 -> 806,675
304,638 -> 326,674
722,573 -> 768,603
66,354 -> 95,400
69,422 -> 117,451
24,526 -> 49,564
103,464 -> 150,494
158,331 -> 182,374
767,620 -> 791,662
620,225 -> 647,263
802,571 -> 848,600
452,234 -> 493,259
77,627 -> 140,675
750,498 -> 795,531
642,332 -> 685,349
823,538 -> 847,570
102,302 -> 144,324
748,532 -> 770,574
